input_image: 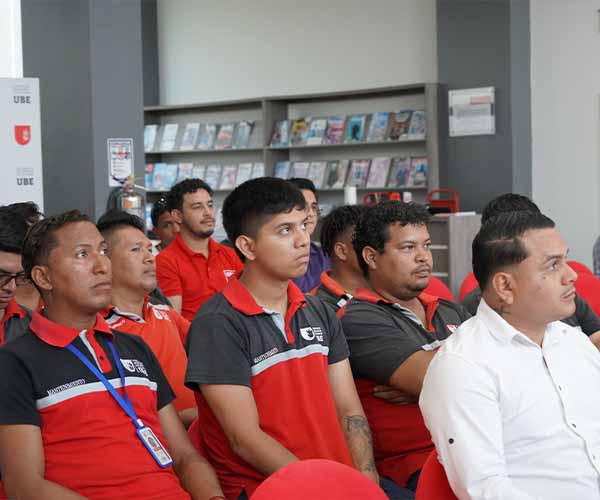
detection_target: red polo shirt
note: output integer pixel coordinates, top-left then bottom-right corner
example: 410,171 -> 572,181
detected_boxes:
0,299 -> 27,345
156,234 -> 243,320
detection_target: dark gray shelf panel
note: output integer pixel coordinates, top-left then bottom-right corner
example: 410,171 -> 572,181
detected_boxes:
146,148 -> 263,155
267,139 -> 426,151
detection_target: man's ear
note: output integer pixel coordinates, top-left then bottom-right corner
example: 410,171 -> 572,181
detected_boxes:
171,209 -> 183,225
491,271 -> 515,305
333,241 -> 348,262
31,265 -> 53,294
235,235 -> 256,262
362,246 -> 378,273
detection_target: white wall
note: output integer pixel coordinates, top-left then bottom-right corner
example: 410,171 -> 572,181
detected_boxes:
530,0 -> 600,266
0,0 -> 23,78
157,0 -> 437,105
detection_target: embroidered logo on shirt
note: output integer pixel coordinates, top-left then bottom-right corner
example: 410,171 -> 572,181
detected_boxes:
47,378 -> 86,396
447,324 -> 458,333
300,326 -> 324,342
254,347 -> 279,364
151,307 -> 171,321
223,269 -> 236,280
120,358 -> 148,376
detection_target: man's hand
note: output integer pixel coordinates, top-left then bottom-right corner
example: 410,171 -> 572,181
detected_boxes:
373,385 -> 418,405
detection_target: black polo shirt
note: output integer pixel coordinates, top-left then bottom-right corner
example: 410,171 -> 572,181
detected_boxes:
310,271 -> 353,314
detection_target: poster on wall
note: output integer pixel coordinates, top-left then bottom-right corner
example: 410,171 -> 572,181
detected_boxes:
0,78 -> 44,209
449,87 -> 495,136
107,138 -> 134,186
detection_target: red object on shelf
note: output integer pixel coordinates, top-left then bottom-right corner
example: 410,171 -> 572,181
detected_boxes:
428,189 -> 460,213
362,191 -> 402,206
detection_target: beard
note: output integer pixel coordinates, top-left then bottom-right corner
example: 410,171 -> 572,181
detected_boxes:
192,228 -> 214,239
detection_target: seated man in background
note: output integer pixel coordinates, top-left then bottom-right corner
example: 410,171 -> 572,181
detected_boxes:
288,178 -> 330,292
0,210 -> 223,499
151,197 -> 179,252
420,210 -> 600,499
341,201 -> 470,491
311,204 -> 368,313
97,210 -> 197,427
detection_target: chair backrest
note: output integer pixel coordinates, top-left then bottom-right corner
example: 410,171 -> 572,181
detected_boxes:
574,273 -> 600,317
415,451 -> 457,500
459,272 -> 478,301
424,276 -> 455,302
568,260 -> 593,276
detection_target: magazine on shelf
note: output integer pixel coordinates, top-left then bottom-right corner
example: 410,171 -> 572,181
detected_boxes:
410,156 -> 428,187
290,118 -> 311,146
308,161 -> 328,188
144,125 -> 158,152
233,120 -> 253,149
270,120 -> 290,147
204,164 -> 222,190
388,111 -> 412,141
236,162 -> 254,185
179,123 -> 200,151
290,161 -> 310,179
145,203 -> 154,230
366,112 -> 390,143
159,124 -> 179,151
151,163 -> 178,191
273,161 -> 291,179
145,163 -> 154,188
306,118 -> 328,145
214,124 -> 235,150
325,160 -> 350,189
344,114 -> 368,143
324,116 -> 345,145
346,159 -> 371,187
219,164 -> 238,189
366,157 -> 391,188
192,164 -> 206,180
251,162 -> 265,179
176,162 -> 194,183
197,124 -> 218,150
408,110 -> 427,140
387,157 -> 412,188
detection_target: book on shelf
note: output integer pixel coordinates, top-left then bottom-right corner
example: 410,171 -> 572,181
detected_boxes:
204,164 -> 222,190
324,160 -> 350,189
344,114 -> 368,143
306,118 -> 328,145
233,120 -> 253,149
408,110 -> 427,140
159,124 -> 179,151
145,163 -> 154,188
273,161 -> 291,179
192,164 -> 206,180
290,118 -> 311,146
366,157 -> 391,188
366,112 -> 390,142
179,122 -> 200,151
151,163 -> 178,191
251,162 -> 265,179
388,111 -> 412,141
197,124 -> 218,150
145,203 -> 154,230
387,157 -> 412,188
144,125 -> 158,152
346,159 -> 371,188
214,123 -> 235,150
219,164 -> 238,190
410,156 -> 428,187
324,116 -> 345,145
176,162 -> 194,183
290,161 -> 310,179
308,161 -> 328,189
236,162 -> 254,186
270,120 -> 290,147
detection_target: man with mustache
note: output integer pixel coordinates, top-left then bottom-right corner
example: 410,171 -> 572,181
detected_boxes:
340,201 -> 470,492
156,179 -> 243,320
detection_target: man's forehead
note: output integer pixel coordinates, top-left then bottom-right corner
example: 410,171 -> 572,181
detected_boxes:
115,226 -> 149,245
54,221 -> 103,247
521,227 -> 567,256
267,207 -> 306,225
0,251 -> 22,270
184,189 -> 212,203
388,222 -> 429,240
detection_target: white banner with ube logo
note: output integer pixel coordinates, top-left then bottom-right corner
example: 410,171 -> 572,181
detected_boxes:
0,78 -> 43,209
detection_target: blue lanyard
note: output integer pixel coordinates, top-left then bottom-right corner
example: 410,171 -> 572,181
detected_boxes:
66,339 -> 143,429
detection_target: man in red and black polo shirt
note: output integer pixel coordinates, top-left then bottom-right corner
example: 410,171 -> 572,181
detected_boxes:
0,210 -> 224,499
340,201 -> 470,492
310,204 -> 368,314
185,179 -> 413,500
156,179 -> 243,320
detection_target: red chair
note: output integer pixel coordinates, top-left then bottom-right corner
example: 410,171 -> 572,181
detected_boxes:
415,451 -> 457,500
568,260 -> 593,276
574,273 -> 600,317
459,272 -> 478,301
424,276 -> 455,302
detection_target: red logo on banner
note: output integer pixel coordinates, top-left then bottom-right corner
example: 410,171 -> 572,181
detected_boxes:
14,125 -> 31,146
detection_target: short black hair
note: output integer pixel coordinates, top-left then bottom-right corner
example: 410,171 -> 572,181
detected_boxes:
22,210 -> 90,279
0,207 -> 30,254
353,201 -> 431,277
150,198 -> 169,228
7,201 -> 44,226
481,193 -> 540,224
320,205 -> 368,257
222,178 -> 306,261
97,210 -> 145,243
166,178 -> 213,212
288,177 -> 317,195
473,210 -> 555,290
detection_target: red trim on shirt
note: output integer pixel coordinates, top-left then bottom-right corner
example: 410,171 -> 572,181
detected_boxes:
0,299 -> 26,344
319,271 -> 347,298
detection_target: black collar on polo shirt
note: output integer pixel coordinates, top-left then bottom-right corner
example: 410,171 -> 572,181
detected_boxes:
30,311 -> 114,348
223,278 -> 306,316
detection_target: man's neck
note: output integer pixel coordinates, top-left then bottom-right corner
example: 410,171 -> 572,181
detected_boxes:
180,227 -> 210,256
329,265 -> 367,296
42,299 -> 98,331
239,266 -> 289,315
0,307 -> 6,323
483,295 -> 546,346
111,286 -> 146,318
369,282 -> 424,318
15,285 -> 40,311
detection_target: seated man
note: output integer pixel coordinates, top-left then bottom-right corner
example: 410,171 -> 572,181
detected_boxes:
0,210 -> 223,499
151,197 -> 179,252
341,201 -> 470,491
185,178 -> 411,500
420,210 -> 600,499
311,204 -> 368,313
97,210 -> 197,427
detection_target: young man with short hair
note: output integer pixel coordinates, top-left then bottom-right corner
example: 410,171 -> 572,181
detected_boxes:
420,210 -> 600,499
151,197 -> 179,252
311,204 -> 368,313
0,210 -> 224,499
185,179 -> 411,500
341,201 -> 470,491
97,210 -> 197,427
288,178 -> 330,292
157,179 -> 243,320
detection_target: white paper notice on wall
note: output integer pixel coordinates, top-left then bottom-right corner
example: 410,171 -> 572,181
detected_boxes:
107,138 -> 134,186
449,87 -> 495,137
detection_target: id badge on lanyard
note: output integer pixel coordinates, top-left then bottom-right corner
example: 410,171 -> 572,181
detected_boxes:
66,340 -> 173,468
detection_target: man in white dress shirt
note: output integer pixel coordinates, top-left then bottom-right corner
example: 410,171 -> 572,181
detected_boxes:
420,210 -> 600,500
